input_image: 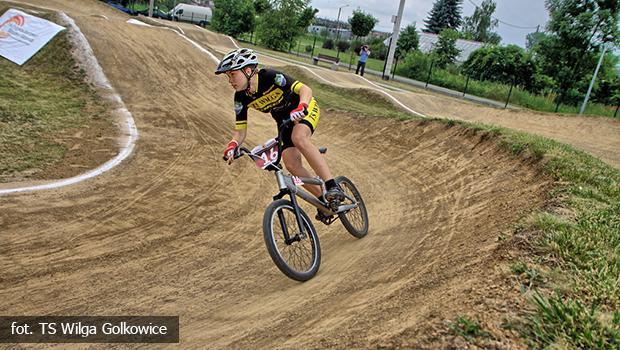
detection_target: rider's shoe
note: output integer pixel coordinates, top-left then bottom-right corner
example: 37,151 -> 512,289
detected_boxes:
325,186 -> 345,211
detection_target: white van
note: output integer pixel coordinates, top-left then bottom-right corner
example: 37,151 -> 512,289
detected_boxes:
170,4 -> 212,26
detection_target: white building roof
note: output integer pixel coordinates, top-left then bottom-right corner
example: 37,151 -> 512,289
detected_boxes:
418,32 -> 485,62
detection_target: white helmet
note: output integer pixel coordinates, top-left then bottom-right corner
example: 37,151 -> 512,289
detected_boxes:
215,48 -> 258,75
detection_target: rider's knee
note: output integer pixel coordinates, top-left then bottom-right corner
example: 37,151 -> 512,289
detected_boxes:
291,132 -> 311,149
283,153 -> 303,173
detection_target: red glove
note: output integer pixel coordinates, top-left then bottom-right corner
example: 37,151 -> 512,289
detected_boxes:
223,140 -> 238,161
290,103 -> 308,121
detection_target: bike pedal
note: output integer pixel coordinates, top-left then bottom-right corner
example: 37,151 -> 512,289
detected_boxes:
315,211 -> 336,225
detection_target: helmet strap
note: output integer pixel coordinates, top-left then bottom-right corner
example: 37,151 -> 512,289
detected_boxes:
243,67 -> 257,94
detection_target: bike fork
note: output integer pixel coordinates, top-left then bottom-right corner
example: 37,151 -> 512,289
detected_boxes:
273,190 -> 306,244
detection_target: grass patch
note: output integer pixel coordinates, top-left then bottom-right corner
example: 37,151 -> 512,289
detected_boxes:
447,316 -> 492,342
511,261 -> 545,292
273,65 -> 620,347
279,66 -> 412,121
520,293 -> 620,349
0,7 -> 111,181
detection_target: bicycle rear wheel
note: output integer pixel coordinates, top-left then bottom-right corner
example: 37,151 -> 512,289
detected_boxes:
336,176 -> 369,238
263,199 -> 321,281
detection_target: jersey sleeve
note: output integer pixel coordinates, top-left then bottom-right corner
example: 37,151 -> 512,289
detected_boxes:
233,94 -> 248,130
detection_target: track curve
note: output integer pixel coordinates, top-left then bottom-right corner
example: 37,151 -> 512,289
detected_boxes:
2,1 -> 612,348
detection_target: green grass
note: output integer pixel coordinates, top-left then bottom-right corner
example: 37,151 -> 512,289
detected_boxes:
521,293 -> 620,349
276,66 -> 620,348
0,8 -> 111,181
511,261 -> 545,292
281,67 -> 408,120
448,316 -> 492,341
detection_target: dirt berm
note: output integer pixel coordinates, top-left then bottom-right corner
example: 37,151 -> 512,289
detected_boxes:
1,0 -> 592,348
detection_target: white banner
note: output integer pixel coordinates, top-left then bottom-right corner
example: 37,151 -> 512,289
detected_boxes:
0,9 -> 65,65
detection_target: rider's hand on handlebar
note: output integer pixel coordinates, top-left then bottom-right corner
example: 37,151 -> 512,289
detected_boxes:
289,103 -> 308,122
223,140 -> 238,165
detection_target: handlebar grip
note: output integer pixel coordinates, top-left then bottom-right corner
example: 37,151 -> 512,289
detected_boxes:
223,147 -> 248,162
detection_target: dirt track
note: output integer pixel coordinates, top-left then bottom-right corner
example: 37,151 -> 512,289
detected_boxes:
1,1 -> 618,348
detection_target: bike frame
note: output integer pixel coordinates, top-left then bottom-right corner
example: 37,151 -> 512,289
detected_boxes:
234,119 -> 358,242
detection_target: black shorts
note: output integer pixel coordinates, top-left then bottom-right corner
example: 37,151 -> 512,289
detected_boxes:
278,98 -> 320,150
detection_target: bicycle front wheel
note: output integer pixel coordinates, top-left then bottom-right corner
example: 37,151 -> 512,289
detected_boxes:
263,199 -> 321,281
336,176 -> 369,238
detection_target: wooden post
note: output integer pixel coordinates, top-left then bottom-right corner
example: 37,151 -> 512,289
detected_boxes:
425,59 -> 434,88
463,75 -> 470,96
505,77 -> 515,109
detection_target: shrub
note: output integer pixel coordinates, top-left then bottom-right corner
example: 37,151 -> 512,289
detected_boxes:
322,38 -> 334,50
336,40 -> 350,52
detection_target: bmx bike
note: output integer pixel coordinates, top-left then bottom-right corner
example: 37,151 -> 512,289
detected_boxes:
227,120 -> 369,281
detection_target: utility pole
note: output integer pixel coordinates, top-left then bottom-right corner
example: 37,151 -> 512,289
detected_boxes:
579,41 -> 610,115
148,0 -> 154,17
334,4 -> 348,59
383,0 -> 406,80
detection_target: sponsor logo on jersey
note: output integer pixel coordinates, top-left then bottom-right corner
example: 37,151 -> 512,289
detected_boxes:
248,89 -> 284,111
274,74 -> 287,87
234,101 -> 244,114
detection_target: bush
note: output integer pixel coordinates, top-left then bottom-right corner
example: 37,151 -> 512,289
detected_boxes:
336,40 -> 350,52
396,50 -> 433,80
322,38 -> 334,50
305,44 -> 313,53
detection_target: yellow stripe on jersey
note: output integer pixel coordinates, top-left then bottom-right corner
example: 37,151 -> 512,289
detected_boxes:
292,81 -> 305,94
235,121 -> 248,130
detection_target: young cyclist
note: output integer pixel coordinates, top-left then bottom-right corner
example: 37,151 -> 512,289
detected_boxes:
216,48 -> 345,211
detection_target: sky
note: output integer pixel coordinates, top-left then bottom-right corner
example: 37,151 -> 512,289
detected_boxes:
309,0 -> 550,48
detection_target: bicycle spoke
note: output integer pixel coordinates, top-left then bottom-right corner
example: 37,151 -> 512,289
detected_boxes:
272,207 -> 316,273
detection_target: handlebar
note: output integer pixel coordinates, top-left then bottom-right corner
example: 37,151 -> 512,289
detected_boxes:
223,109 -> 306,163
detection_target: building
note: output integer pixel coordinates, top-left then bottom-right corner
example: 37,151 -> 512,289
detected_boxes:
382,31 -> 485,62
307,25 -> 352,40
418,32 -> 485,62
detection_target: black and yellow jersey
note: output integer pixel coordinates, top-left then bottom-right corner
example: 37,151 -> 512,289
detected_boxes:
233,68 -> 307,130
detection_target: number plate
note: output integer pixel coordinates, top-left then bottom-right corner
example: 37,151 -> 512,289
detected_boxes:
252,143 -> 279,169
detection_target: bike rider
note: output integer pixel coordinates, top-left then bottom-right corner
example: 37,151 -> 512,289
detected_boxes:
217,48 -> 345,210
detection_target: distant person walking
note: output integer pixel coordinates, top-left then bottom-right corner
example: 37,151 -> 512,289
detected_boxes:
355,45 -> 370,76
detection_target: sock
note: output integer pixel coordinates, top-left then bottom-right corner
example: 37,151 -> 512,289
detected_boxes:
325,179 -> 337,190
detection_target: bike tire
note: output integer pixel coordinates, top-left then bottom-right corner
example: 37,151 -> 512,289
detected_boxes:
336,176 -> 369,238
263,199 -> 321,281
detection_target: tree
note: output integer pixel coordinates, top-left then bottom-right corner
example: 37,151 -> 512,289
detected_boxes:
396,23 -> 420,59
463,45 -> 540,90
254,0 -> 271,15
461,0 -> 501,44
525,31 -> 547,51
348,9 -> 378,38
297,6 -> 318,29
424,0 -> 463,34
534,0 -> 619,105
212,0 -> 255,38
256,0 -> 317,51
433,28 -> 461,67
